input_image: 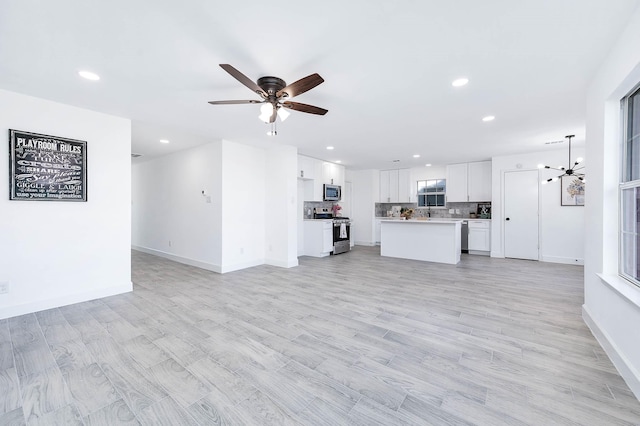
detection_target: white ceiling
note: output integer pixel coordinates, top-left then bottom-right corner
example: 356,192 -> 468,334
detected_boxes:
1,0 -> 637,170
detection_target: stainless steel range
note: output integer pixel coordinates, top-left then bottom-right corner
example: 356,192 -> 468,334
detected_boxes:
313,208 -> 351,255
333,217 -> 351,254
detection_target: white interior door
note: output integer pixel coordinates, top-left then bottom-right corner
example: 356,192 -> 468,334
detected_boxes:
504,170 -> 539,260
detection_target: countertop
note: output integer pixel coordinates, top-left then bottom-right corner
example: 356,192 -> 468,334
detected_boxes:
376,217 -> 491,221
380,219 -> 462,224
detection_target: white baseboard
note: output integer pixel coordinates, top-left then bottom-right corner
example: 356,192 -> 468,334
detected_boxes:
266,258 -> 299,268
220,259 -> 265,274
354,241 -> 376,246
132,245 -> 222,273
0,282 -> 133,320
583,305 -> 640,400
542,255 -> 584,265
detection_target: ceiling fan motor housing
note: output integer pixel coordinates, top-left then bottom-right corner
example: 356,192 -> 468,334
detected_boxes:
257,76 -> 287,97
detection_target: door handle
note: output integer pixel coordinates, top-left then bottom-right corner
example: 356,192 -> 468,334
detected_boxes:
505,217 -> 510,221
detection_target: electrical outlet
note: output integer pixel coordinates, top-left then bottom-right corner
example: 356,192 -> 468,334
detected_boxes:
0,282 -> 9,294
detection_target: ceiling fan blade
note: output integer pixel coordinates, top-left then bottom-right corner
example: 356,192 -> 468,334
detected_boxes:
208,100 -> 262,105
219,64 -> 267,97
282,101 -> 328,115
277,73 -> 324,98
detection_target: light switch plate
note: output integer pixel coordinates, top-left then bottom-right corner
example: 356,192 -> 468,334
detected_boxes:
0,282 -> 8,294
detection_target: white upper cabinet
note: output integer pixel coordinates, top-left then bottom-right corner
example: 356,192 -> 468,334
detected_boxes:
380,169 -> 411,203
298,155 -> 345,201
322,161 -> 345,188
445,163 -> 469,202
446,161 -> 492,202
298,155 -> 316,180
398,169 -> 411,202
467,161 -> 492,202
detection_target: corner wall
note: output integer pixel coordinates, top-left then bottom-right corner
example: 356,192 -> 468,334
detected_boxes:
0,89 -> 132,320
132,139 -> 298,274
131,141 -> 223,271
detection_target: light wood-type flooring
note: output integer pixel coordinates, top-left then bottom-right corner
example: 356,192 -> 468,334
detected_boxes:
1,247 -> 640,425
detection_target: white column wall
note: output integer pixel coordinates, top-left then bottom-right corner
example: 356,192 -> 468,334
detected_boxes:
264,145 -> 298,268
0,89 -> 132,319
584,5 -> 640,399
219,140 -> 266,273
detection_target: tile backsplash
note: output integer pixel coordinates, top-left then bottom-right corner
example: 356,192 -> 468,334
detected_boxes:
303,200 -> 491,219
375,202 -> 489,218
303,201 -> 340,219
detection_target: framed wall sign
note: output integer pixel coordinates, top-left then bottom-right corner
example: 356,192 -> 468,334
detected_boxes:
561,175 -> 585,206
9,129 -> 87,201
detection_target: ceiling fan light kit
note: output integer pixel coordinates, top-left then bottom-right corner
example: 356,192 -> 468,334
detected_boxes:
209,64 -> 328,134
539,134 -> 585,184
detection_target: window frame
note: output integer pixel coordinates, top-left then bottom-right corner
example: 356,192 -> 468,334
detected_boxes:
416,179 -> 446,208
619,82 -> 640,288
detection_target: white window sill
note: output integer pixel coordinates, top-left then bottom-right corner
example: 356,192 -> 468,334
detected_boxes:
597,273 -> 640,309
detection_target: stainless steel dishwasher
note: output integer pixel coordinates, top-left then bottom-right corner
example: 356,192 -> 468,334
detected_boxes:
461,220 -> 468,253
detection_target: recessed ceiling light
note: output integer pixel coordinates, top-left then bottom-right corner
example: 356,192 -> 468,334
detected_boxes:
425,163 -> 432,167
452,78 -> 469,87
413,154 -> 420,158
482,115 -> 495,122
159,139 -> 170,144
326,146 -> 334,150
336,160 -> 342,164
78,70 -> 100,81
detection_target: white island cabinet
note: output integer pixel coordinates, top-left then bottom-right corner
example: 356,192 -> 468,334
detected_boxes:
380,220 -> 462,264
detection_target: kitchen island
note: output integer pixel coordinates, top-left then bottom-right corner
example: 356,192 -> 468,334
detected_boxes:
380,219 -> 462,264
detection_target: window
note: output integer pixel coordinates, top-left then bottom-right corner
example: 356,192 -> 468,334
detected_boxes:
417,179 -> 446,207
620,84 -> 640,287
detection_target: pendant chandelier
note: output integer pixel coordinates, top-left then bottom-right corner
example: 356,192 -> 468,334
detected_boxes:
538,135 -> 585,184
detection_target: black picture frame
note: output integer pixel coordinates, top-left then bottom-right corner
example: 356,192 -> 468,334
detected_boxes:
561,175 -> 585,206
9,129 -> 87,202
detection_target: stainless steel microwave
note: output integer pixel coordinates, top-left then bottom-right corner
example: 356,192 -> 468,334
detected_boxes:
323,184 -> 341,201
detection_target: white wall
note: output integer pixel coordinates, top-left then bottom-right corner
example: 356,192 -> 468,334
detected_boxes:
132,141 -> 223,271
491,149 -> 585,265
584,4 -> 640,399
0,89 -> 132,320
350,169 -> 379,245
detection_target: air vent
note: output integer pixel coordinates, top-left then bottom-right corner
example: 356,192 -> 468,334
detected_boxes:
545,140 -> 564,145
131,153 -> 143,158
392,159 -> 400,163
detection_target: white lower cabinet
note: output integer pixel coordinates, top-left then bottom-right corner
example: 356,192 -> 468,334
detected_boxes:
468,220 -> 491,255
375,219 -> 382,244
304,220 -> 334,257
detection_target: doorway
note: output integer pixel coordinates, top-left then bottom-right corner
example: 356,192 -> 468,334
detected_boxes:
504,170 -> 539,260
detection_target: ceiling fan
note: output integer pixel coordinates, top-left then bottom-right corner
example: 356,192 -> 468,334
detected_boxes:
208,64 -> 328,124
